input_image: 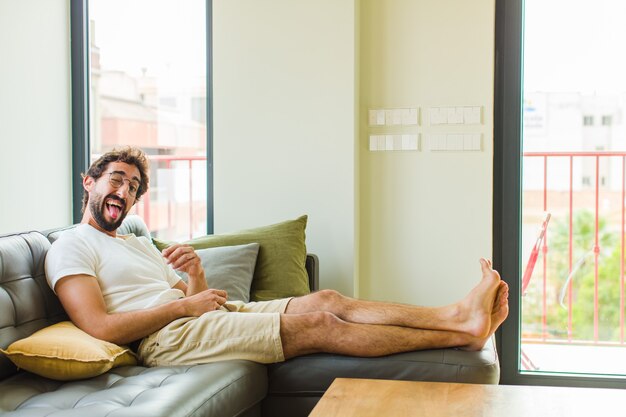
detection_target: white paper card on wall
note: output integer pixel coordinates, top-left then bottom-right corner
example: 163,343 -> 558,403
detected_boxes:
456,108 -> 465,124
429,108 -> 441,125
376,109 -> 386,125
402,134 -> 418,150
435,107 -> 448,125
402,108 -> 418,125
471,106 -> 482,125
385,135 -> 394,151
446,108 -> 456,124
371,135 -> 421,151
463,107 -> 474,124
427,134 -> 445,150
393,109 -> 402,125
463,134 -> 472,150
447,134 -> 464,150
428,133 -> 482,151
369,109 -> 387,126
465,106 -> 481,125
378,135 -> 386,150
383,110 -> 401,126
385,110 -> 395,125
438,135 -> 447,150
368,110 -> 378,126
390,109 -> 403,125
462,134 -> 482,150
447,108 -> 462,124
392,135 -> 402,150
472,134 -> 482,150
369,135 -> 379,151
464,107 -> 482,124
401,135 -> 410,150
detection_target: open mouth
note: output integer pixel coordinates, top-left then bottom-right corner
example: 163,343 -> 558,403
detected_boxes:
105,198 -> 125,220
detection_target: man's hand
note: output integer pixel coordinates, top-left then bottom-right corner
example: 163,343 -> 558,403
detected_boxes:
162,244 -> 203,276
162,244 -> 209,296
181,288 -> 228,316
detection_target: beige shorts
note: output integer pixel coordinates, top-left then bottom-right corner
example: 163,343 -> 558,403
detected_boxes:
138,298 -> 292,366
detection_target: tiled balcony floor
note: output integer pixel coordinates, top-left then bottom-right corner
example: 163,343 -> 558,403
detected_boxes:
522,342 -> 626,376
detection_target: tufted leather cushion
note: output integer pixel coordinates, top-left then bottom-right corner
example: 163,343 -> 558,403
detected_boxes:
0,360 -> 267,416
0,232 -> 67,380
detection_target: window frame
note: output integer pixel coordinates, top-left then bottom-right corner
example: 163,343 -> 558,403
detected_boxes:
494,0 -> 626,388
69,0 -> 214,233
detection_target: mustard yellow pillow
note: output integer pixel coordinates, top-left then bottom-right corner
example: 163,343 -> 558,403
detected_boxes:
0,321 -> 137,381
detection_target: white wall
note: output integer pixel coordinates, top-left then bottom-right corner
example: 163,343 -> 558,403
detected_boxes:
214,0 -> 495,304
359,0 -> 495,306
0,0 -> 72,233
213,0 -> 358,295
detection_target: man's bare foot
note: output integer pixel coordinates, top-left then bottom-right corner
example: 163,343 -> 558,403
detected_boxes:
463,281 -> 509,351
453,258 -> 502,338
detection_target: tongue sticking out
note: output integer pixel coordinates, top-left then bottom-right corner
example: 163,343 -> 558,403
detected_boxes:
107,204 -> 121,220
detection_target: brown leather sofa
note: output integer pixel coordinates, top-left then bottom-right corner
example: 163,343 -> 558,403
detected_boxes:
0,216 -> 500,417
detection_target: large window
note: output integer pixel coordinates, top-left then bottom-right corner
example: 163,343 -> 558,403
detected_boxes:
71,0 -> 213,240
495,0 -> 626,388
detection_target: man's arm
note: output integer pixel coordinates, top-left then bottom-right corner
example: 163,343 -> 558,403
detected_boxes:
55,274 -> 227,345
161,244 -> 209,296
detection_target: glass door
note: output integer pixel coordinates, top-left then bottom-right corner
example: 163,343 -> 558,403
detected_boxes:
520,0 -> 626,376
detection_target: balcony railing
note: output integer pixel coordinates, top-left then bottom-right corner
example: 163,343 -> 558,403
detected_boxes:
522,151 -> 626,349
130,154 -> 207,241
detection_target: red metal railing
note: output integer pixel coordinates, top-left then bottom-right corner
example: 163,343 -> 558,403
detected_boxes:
523,151 -> 626,346
130,155 -> 207,241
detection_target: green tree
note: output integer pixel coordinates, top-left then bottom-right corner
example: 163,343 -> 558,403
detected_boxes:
522,210 -> 619,341
573,245 -> 624,341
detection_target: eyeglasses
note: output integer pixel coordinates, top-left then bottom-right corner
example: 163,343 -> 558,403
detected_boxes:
106,172 -> 140,196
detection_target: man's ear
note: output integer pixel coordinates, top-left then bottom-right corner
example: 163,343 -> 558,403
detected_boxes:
83,175 -> 95,192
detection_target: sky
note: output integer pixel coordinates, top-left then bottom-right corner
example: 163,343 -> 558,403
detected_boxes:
524,0 -> 626,94
90,0 -> 206,79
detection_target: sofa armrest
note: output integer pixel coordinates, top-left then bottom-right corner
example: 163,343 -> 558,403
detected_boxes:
305,254 -> 319,292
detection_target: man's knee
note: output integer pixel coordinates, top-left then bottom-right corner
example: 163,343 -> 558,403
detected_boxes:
285,289 -> 346,315
309,310 -> 343,327
312,289 -> 344,306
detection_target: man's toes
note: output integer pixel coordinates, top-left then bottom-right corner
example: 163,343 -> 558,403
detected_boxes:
479,258 -> 487,268
500,281 -> 509,297
492,282 -> 508,309
480,258 -> 493,275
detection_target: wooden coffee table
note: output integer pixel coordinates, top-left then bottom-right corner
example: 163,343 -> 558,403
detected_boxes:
309,378 -> 626,417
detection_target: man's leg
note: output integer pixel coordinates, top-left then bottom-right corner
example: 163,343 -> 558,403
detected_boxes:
285,258 -> 505,338
280,281 -> 509,359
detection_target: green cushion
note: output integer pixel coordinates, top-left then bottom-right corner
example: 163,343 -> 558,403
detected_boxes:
154,216 -> 310,301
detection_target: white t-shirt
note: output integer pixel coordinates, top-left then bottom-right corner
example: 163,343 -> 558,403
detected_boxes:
45,224 -> 184,313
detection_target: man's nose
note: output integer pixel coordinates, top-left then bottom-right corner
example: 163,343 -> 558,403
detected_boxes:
114,181 -> 131,199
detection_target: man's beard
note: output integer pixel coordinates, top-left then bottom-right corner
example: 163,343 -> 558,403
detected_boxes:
89,193 -> 128,232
